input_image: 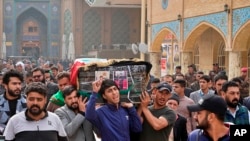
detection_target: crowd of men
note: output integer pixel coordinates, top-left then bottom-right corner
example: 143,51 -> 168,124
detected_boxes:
0,59 -> 250,141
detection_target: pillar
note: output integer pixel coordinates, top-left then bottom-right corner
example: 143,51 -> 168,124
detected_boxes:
228,51 -> 241,80
181,52 -> 192,74
149,52 -> 161,78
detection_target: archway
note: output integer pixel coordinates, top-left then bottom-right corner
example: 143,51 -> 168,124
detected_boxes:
233,21 -> 250,69
184,22 -> 227,74
150,28 -> 179,76
16,7 -> 48,59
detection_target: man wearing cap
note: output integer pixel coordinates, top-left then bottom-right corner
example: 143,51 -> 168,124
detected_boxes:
187,94 -> 230,141
237,67 -> 249,98
138,82 -> 176,141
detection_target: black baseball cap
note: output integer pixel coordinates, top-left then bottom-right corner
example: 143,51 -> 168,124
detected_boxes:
187,94 -> 227,116
156,82 -> 172,92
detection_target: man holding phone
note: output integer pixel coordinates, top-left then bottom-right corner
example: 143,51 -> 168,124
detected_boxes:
137,82 -> 176,141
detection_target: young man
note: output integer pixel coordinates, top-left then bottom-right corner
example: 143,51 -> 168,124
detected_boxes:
190,71 -> 204,92
0,70 -> 26,135
185,64 -> 197,88
138,82 -> 176,141
172,79 -> 196,133
190,75 -> 214,104
55,85 -> 96,141
47,72 -> 71,112
221,81 -> 250,125
187,94 -> 230,141
213,74 -> 228,96
3,82 -> 68,141
166,94 -> 188,141
86,79 -> 142,141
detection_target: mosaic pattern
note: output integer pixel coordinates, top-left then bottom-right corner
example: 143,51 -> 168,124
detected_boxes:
15,2 -> 49,17
152,20 -> 180,41
64,9 -> 72,53
233,7 -> 250,37
111,10 -> 130,44
161,0 -> 168,10
183,12 -> 228,39
83,9 -> 101,52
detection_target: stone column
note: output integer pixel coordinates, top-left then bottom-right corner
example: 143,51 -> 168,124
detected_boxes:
181,52 -> 192,74
228,51 -> 241,80
149,52 -> 161,78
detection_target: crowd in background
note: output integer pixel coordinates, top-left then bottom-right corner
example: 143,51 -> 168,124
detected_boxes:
0,58 -> 250,141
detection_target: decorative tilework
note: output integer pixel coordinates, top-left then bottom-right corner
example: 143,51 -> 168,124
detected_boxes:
161,0 -> 168,10
15,2 -> 49,18
183,12 -> 228,39
83,9 -> 101,52
151,20 -> 180,41
64,9 -> 72,54
111,10 -> 130,44
233,7 -> 250,37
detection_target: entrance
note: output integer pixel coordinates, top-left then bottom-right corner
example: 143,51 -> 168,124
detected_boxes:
22,46 -> 40,59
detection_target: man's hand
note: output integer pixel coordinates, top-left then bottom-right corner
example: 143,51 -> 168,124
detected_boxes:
140,91 -> 151,108
92,79 -> 103,93
78,96 -> 88,112
121,102 -> 133,108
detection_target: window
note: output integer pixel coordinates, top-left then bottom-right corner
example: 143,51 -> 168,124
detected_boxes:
194,42 -> 199,70
28,26 -> 38,32
28,27 -> 33,32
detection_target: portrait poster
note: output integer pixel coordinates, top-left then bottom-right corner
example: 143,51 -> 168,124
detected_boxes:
113,71 -> 128,90
95,71 -> 110,80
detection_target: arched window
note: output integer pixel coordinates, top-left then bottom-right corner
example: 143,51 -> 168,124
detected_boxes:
218,41 -> 226,71
194,42 -> 199,71
64,9 -> 72,52
83,9 -> 101,52
111,10 -> 129,44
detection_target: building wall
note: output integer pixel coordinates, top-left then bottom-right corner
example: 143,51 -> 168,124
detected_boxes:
149,0 -> 250,78
73,2 -> 141,56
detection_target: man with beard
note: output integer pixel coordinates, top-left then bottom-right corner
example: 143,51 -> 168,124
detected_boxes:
221,81 -> 250,125
138,82 -> 176,141
31,67 -> 58,106
187,94 -> 230,141
3,82 -> 68,141
0,70 -> 26,135
47,72 -> 71,112
55,85 -> 96,141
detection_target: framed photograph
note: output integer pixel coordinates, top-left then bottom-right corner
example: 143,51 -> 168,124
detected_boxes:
113,71 -> 128,90
95,71 -> 110,80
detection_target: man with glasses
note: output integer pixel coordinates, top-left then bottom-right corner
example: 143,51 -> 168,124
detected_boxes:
31,67 -> 58,106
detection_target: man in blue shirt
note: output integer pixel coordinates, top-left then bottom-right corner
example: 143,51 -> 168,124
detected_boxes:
86,79 -> 142,141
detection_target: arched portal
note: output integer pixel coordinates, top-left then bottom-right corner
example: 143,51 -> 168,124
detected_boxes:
184,22 -> 227,74
16,7 -> 48,59
150,28 -> 179,76
233,21 -> 250,71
